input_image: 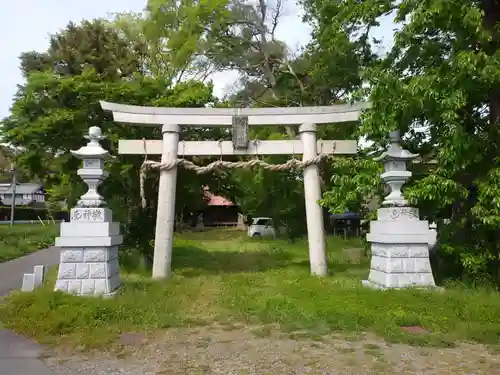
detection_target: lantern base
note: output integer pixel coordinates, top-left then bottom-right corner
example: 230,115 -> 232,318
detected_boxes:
363,206 -> 437,289
54,207 -> 122,296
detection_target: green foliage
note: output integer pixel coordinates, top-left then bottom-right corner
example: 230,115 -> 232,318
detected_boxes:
146,0 -> 232,75
305,0 -> 500,284
0,20 -> 227,261
320,154 -> 383,215
0,146 -> 12,182
140,0 -> 370,241
0,224 -> 59,262
19,20 -> 142,80
0,206 -> 68,221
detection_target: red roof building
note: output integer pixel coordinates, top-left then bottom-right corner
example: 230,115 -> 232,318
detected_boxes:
201,186 -> 239,226
203,186 -> 234,207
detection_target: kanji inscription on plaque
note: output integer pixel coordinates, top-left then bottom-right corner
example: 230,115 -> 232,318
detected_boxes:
232,115 -> 249,150
72,209 -> 104,221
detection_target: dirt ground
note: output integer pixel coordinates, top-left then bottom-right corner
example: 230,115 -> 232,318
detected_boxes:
44,324 -> 500,375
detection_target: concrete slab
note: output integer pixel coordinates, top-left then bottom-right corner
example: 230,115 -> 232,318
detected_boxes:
0,358 -> 57,375
0,329 -> 44,358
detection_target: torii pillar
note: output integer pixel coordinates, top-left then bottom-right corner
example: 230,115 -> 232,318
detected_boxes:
152,124 -> 180,278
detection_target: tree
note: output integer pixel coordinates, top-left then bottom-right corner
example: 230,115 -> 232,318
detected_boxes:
2,19 -> 148,198
144,1 -> 313,129
307,0 -> 500,285
1,19 -> 227,263
0,146 -> 13,182
143,1 -> 369,234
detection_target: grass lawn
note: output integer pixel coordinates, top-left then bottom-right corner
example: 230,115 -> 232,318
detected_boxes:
0,223 -> 59,262
0,229 -> 499,352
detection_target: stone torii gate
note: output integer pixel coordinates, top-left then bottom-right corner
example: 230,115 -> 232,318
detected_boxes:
100,101 -> 368,279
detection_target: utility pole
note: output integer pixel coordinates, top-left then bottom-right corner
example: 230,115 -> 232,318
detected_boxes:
9,159 -> 16,226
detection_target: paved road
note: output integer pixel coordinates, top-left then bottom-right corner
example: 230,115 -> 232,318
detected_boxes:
0,247 -> 60,375
0,247 -> 59,295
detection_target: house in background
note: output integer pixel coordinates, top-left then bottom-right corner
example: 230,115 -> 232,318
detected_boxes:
200,186 -> 241,227
0,183 -> 46,207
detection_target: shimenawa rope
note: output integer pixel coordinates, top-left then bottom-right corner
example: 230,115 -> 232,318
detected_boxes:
139,139 -> 335,208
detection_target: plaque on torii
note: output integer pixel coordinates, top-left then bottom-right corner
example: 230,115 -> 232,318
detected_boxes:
232,106 -> 249,150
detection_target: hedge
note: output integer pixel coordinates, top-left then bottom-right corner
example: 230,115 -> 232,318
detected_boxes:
0,206 -> 69,221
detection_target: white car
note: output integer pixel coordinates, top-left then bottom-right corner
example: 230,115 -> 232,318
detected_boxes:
247,217 -> 276,238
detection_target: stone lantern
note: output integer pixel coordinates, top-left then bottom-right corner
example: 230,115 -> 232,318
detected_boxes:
376,131 -> 419,206
72,126 -> 109,208
362,131 -> 437,289
54,126 -> 122,296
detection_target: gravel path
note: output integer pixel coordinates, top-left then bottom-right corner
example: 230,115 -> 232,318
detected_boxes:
45,325 -> 500,375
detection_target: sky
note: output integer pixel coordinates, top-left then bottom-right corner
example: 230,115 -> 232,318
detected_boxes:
0,0 -> 396,120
